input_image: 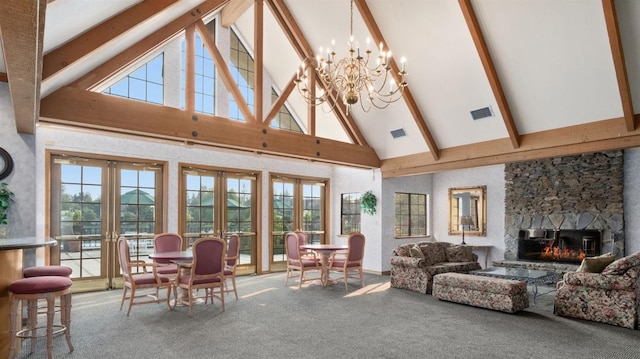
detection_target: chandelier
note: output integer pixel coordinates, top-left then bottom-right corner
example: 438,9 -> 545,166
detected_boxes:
294,0 -> 407,114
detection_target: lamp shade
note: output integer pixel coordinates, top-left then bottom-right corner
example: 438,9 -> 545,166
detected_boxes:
460,215 -> 473,227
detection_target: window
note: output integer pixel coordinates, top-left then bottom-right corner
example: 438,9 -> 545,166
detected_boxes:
181,30 -> 216,115
270,88 -> 302,133
104,54 -> 164,104
395,193 -> 428,237
229,28 -> 254,121
340,193 -> 361,234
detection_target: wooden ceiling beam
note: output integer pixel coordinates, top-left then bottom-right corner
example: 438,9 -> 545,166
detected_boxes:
266,0 -> 370,147
602,0 -> 635,131
354,0 -> 440,160
381,115 -> 640,177
459,0 -> 520,149
69,0 -> 228,91
221,0 -> 253,28
42,0 -> 177,80
0,0 -> 47,134
40,86 -> 380,168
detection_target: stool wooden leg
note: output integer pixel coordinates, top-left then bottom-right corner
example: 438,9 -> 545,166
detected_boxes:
60,292 -> 74,352
28,299 -> 38,354
46,293 -> 55,359
8,293 -> 18,359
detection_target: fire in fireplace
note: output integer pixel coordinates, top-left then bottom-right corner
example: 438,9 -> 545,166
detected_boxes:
517,229 -> 602,264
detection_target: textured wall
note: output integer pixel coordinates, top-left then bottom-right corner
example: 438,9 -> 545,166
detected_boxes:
504,150 -> 624,259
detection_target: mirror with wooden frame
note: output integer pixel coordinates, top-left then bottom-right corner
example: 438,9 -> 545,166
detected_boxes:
448,186 -> 487,237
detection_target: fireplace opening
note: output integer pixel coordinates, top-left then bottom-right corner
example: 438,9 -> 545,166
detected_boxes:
517,229 -> 602,264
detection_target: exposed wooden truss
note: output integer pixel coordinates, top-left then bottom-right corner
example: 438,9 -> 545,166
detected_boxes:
0,0 -> 47,134
1,0 -> 638,177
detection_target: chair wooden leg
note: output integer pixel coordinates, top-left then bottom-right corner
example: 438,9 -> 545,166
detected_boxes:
165,285 -> 172,310
344,270 -> 349,290
119,286 -> 127,311
231,277 -> 238,299
188,289 -> 194,318
127,287 -> 135,317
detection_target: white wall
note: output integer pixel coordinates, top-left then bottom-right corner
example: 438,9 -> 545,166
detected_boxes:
432,164 -> 506,268
380,173 -> 433,271
332,167 -> 382,272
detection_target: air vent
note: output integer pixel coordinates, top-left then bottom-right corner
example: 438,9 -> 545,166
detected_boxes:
390,128 -> 407,139
470,106 -> 493,120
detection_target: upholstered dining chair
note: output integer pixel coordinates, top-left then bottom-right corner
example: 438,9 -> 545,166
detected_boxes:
328,232 -> 366,290
153,233 -> 183,279
117,237 -> 173,316
222,233 -> 240,299
174,237 -> 226,317
285,232 -> 322,288
294,230 -> 320,262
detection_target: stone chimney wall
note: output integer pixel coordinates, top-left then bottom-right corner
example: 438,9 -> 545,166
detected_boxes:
504,150 -> 624,259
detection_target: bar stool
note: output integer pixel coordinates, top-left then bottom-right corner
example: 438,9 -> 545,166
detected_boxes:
7,276 -> 74,359
23,265 -> 73,278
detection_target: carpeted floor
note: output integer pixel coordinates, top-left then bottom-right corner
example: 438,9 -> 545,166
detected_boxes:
14,272 -> 640,359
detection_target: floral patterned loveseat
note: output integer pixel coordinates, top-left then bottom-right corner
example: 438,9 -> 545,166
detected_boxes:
554,251 -> 640,329
390,241 -> 481,294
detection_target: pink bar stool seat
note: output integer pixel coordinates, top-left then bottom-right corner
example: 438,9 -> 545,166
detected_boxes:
23,265 -> 73,278
8,276 -> 74,359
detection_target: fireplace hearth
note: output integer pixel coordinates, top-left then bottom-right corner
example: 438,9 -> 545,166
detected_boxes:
517,229 -> 602,264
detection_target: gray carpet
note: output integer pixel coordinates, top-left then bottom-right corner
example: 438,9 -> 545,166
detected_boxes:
15,272 -> 640,359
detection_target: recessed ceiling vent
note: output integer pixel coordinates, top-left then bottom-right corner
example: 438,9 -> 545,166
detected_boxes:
470,106 -> 493,120
390,128 -> 407,139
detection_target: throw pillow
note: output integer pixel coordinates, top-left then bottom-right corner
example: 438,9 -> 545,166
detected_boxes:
446,245 -> 474,262
576,253 -> 616,273
409,244 -> 425,259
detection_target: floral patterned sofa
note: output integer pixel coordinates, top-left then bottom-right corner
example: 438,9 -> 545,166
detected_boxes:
390,241 -> 481,294
554,251 -> 640,329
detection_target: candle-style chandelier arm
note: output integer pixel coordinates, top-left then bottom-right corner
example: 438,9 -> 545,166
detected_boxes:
293,0 -> 407,114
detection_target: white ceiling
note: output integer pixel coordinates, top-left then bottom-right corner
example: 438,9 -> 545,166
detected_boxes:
2,0 -> 639,171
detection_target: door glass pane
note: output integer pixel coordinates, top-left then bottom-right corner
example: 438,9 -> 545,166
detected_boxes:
226,177 -> 253,266
272,181 -> 294,262
119,168 -> 158,264
302,183 -> 323,244
185,173 -> 216,246
58,163 -> 104,279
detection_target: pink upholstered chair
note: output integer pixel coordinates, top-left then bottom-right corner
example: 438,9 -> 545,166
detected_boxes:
328,232 -> 366,290
285,232 -> 321,288
153,232 -> 183,278
174,237 -> 226,317
117,237 -> 173,316
294,230 -> 320,262
222,233 -> 240,299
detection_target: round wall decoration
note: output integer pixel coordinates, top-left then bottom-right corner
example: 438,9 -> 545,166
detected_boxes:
0,147 -> 14,180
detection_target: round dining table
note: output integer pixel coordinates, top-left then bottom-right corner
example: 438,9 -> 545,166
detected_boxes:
149,250 -> 195,306
300,244 -> 348,287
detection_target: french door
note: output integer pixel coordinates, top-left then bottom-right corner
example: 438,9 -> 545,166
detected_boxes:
181,167 -> 258,275
271,176 -> 327,270
49,154 -> 163,291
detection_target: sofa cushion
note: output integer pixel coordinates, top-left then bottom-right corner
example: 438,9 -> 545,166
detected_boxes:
601,252 -> 640,275
420,242 -> 450,266
576,253 -> 615,273
409,244 -> 425,259
446,245 -> 474,262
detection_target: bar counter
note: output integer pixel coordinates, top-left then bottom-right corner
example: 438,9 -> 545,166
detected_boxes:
0,237 -> 57,358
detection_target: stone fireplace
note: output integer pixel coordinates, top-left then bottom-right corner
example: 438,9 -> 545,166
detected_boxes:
503,150 -> 625,263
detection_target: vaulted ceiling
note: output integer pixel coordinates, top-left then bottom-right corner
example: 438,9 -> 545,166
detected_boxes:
1,0 -> 640,178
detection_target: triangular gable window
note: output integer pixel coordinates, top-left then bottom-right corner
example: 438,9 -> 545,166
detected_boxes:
270,88 -> 302,133
229,28 -> 254,121
103,54 -> 164,105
